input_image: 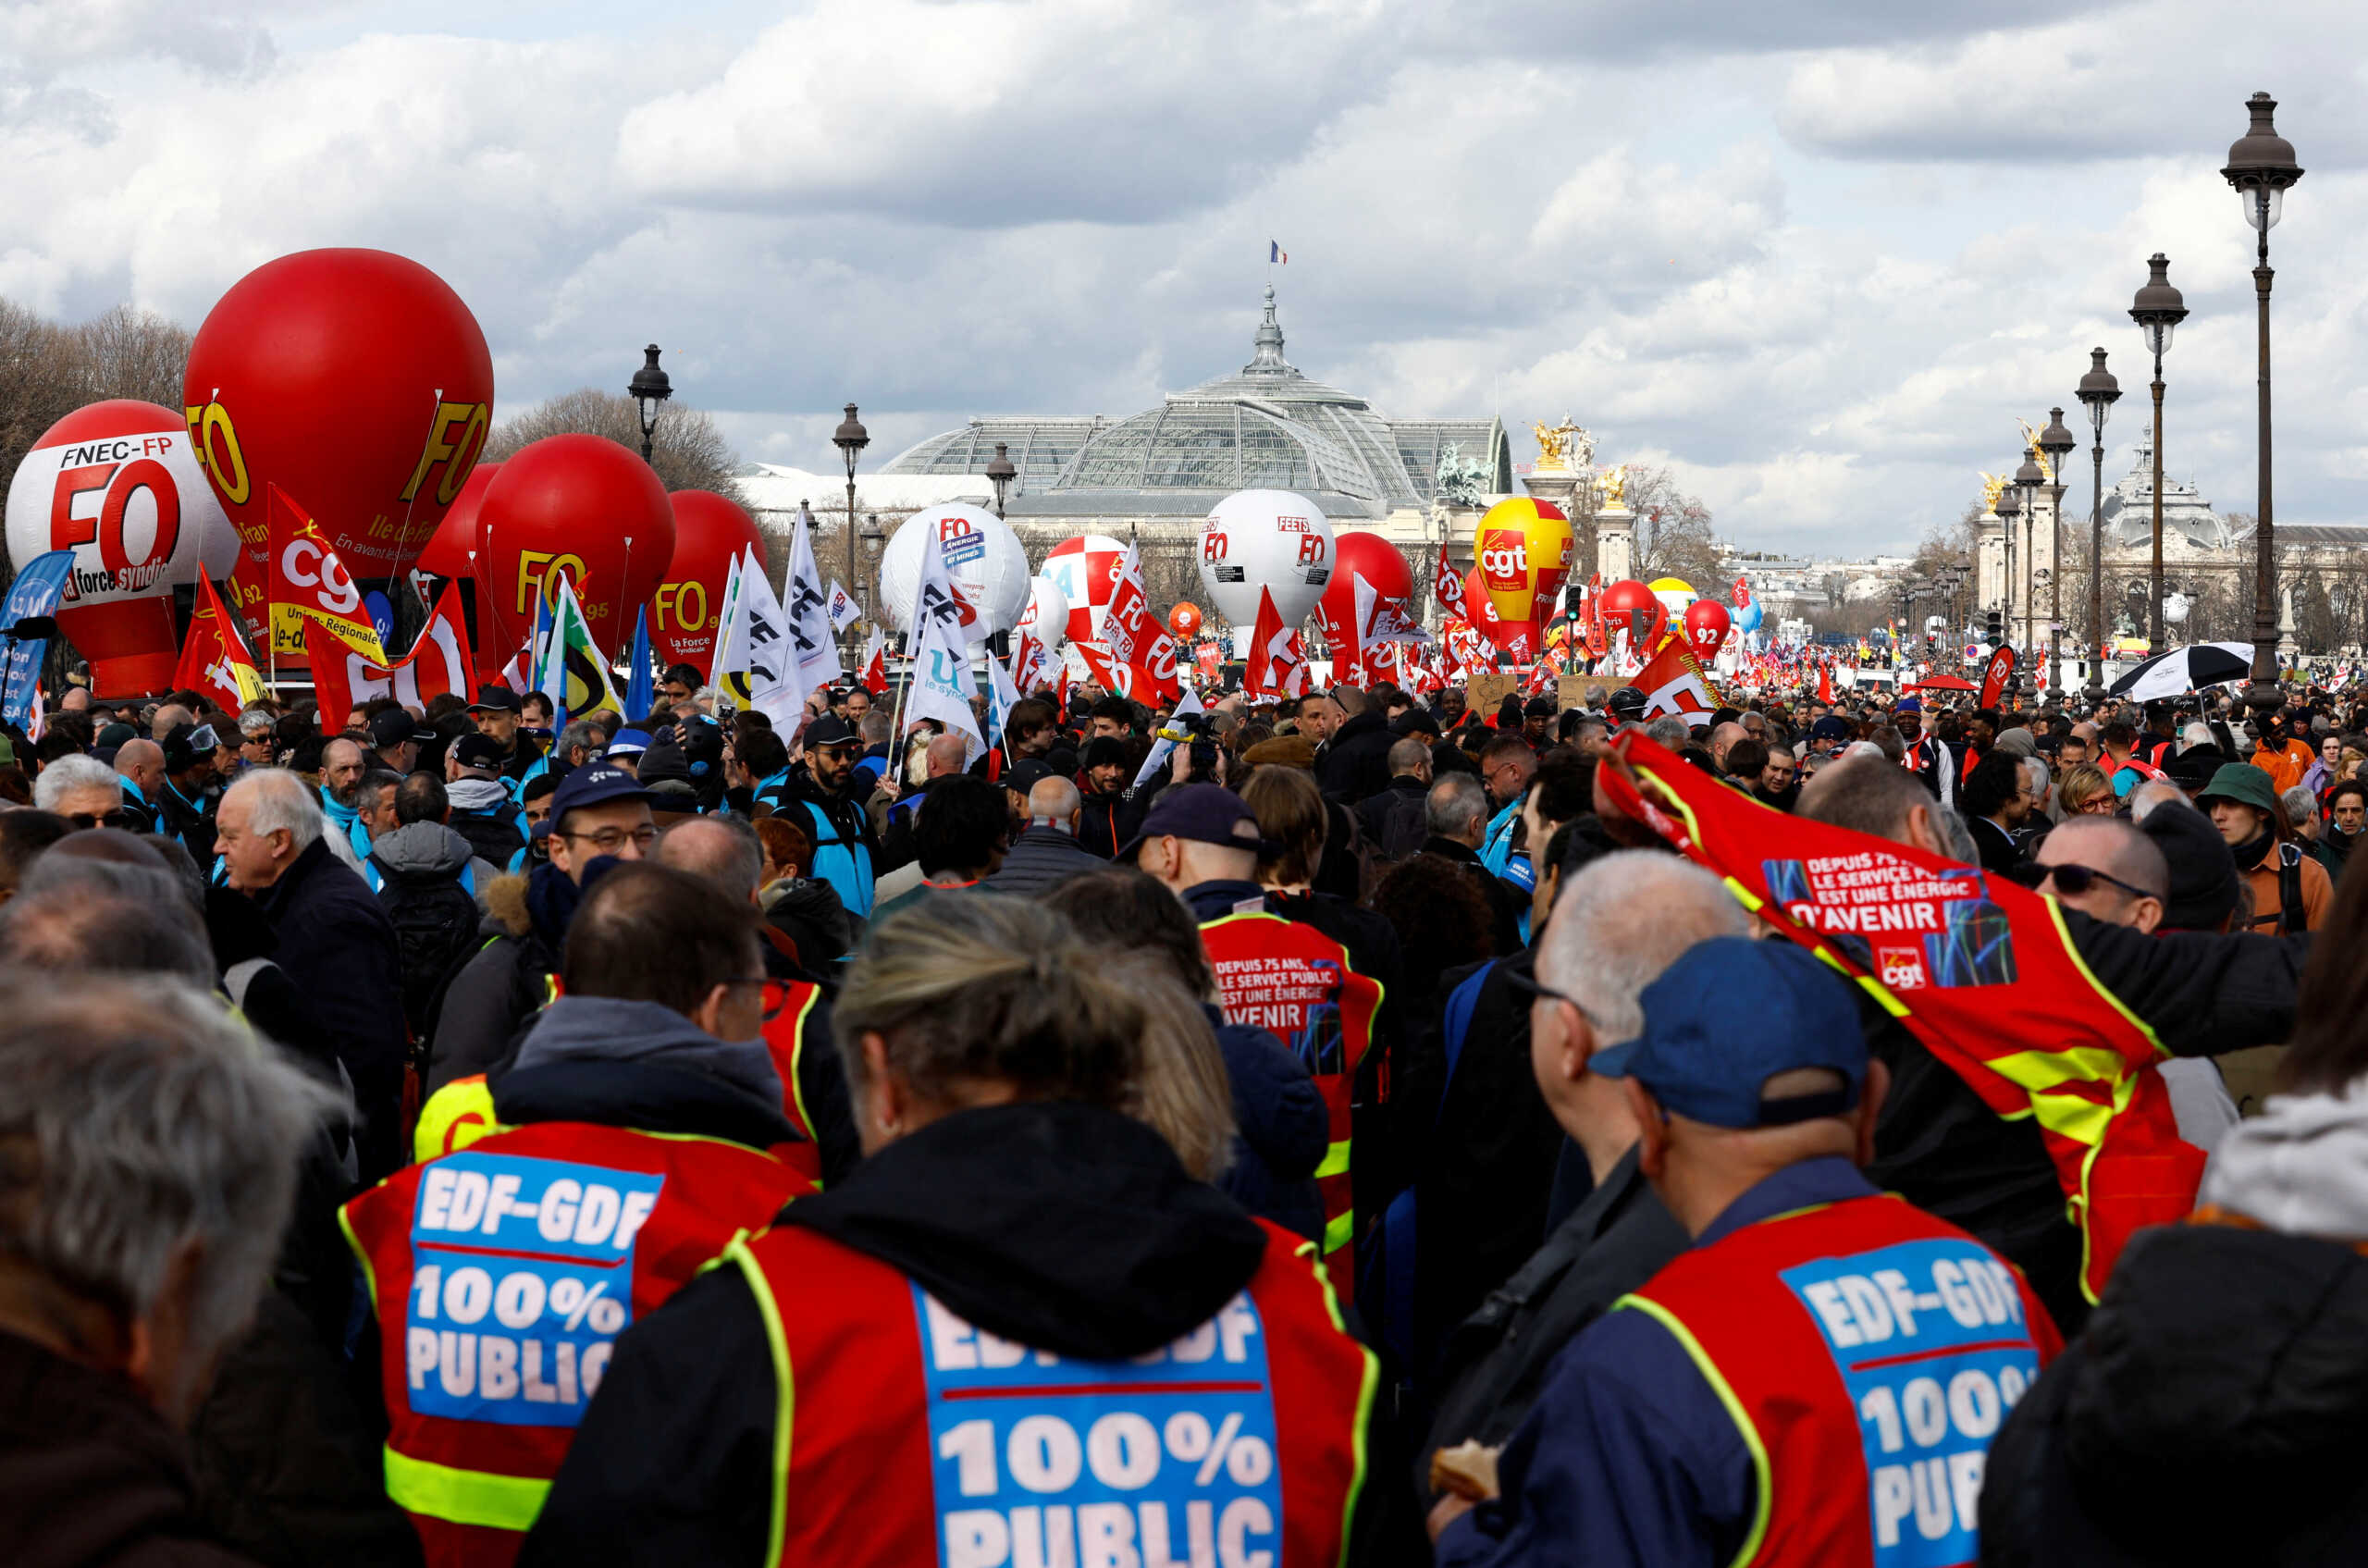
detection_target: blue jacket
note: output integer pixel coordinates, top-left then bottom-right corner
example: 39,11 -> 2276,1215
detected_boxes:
782,765 -> 877,919
1203,1003 -> 1328,1243
1436,1157 -> 1881,1568
1479,799 -> 1521,876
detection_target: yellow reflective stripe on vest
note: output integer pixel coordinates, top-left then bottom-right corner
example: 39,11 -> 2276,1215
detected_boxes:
1614,1293 -> 1773,1568
382,1445 -> 549,1533
728,1234 -> 797,1568
413,1076 -> 502,1165
1296,1238 -> 1380,1568
1323,1210 -> 1354,1255
1314,1139 -> 1350,1179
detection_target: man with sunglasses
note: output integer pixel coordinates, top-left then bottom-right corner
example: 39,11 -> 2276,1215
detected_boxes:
31,753 -> 131,832
2016,817 -> 2170,933
348,861 -> 812,1565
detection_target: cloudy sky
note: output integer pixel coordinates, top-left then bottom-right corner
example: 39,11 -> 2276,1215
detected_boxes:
5,0 -> 2361,557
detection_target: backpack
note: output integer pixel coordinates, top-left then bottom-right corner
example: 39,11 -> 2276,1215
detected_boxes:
449,803 -> 525,869
376,869 -> 485,1042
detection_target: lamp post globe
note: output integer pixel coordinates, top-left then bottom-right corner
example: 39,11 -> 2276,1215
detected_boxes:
2075,349 -> 2121,705
832,402 -> 870,620
627,344 -> 672,464
2224,91 -> 2302,722
2128,254 -> 2187,659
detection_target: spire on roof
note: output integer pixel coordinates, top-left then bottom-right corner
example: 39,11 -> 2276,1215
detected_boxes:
1242,282 -> 1298,377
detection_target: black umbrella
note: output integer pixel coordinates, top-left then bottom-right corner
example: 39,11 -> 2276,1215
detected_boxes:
2106,642 -> 2254,703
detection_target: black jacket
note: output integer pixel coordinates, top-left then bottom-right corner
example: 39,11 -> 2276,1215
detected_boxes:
522,1104 -> 1310,1568
979,823 -> 1104,896
0,1328 -> 260,1568
1315,709 -> 1396,805
1980,1223 -> 2368,1567
1356,773 -> 1431,861
1399,951 -> 1568,1393
1418,1145 -> 1688,1502
427,864 -> 596,1095
252,837 -> 405,1180
1870,915 -> 2308,1336
1419,836 -> 1527,957
1074,783 -> 1146,860
1971,813 -> 2022,872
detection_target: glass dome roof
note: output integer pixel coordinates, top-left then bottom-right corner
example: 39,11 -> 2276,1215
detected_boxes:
880,287 -> 1509,517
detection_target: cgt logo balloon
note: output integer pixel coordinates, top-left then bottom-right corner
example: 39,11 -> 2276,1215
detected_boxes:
4,400 -> 239,693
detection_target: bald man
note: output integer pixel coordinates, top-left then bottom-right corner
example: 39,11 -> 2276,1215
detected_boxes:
111,738 -> 165,833
982,775 -> 1102,895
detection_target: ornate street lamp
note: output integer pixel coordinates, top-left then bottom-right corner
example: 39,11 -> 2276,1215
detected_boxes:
2224,90 -> 2303,720
1995,483 -> 2022,651
2128,253 -> 2188,657
627,345 -> 672,464
2038,408 -> 2077,698
985,441 -> 1018,521
832,403 -> 870,617
2076,349 -> 2122,703
2014,445 -> 2046,659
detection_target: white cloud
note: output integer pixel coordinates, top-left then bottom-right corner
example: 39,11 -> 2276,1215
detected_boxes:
0,0 -> 2362,568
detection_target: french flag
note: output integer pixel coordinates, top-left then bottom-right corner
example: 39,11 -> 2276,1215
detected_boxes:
1269,241 -> 1287,264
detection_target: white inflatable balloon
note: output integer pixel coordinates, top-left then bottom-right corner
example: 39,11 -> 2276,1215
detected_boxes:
877,503 -> 1031,640
4,398 -> 240,693
1040,533 -> 1127,645
1017,574 -> 1070,647
1198,489 -> 1332,630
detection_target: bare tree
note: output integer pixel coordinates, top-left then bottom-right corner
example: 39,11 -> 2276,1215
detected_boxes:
485,388 -> 743,497
70,304 -> 191,409
1621,463 -> 1721,586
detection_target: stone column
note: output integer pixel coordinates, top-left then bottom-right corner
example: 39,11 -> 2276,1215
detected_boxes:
1976,512 -> 2005,620
1595,504 -> 1635,584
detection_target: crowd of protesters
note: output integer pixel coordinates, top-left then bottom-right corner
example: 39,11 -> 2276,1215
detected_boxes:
5,653 -> 2364,1568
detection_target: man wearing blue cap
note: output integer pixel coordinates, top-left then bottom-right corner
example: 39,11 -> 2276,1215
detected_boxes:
1434,936 -> 2059,1568
426,760 -> 658,1098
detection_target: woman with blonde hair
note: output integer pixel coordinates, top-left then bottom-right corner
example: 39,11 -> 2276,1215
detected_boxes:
2058,761 -> 2118,818
528,895 -> 1379,1567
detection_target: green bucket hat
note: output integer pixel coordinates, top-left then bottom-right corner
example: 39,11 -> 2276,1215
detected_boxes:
2195,761 -> 2280,817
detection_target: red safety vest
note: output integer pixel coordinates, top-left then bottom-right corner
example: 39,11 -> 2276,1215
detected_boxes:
1599,730 -> 2208,1305
341,1122 -> 811,1567
413,994 -> 827,1175
757,978 -> 828,1183
729,1216 -> 1377,1568
1197,910 -> 1384,1281
1619,1193 -> 2059,1568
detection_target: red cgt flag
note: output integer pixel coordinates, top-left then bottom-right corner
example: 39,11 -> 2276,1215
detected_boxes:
306,579 -> 475,732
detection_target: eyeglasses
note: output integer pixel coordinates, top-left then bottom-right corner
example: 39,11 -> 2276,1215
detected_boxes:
64,809 -> 133,831
2006,859 -> 2162,903
559,824 -> 659,854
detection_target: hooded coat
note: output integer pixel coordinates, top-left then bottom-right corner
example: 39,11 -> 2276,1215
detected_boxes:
1981,1080 -> 2368,1566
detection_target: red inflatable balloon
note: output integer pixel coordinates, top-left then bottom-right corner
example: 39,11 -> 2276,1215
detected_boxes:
416,461 -> 496,580
654,489 -> 762,679
1314,531 -> 1414,649
1684,598 -> 1732,662
183,249 -> 494,584
1167,600 -> 1203,639
1599,578 -> 1665,648
414,461 -> 506,680
475,436 -> 675,659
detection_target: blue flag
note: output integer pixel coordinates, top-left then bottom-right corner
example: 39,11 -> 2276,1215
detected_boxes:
0,550 -> 75,728
625,604 -> 654,720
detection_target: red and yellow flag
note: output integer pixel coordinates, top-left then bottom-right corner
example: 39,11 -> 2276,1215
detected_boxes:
174,574 -> 267,711
266,483 -> 388,664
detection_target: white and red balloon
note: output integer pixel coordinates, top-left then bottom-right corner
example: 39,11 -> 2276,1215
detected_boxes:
878,504 -> 1031,640
1040,533 -> 1127,644
5,400 -> 240,694
1684,598 -> 1732,662
1197,488 -> 1333,629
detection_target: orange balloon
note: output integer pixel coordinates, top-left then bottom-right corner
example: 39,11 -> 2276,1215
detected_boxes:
1168,600 -> 1203,638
